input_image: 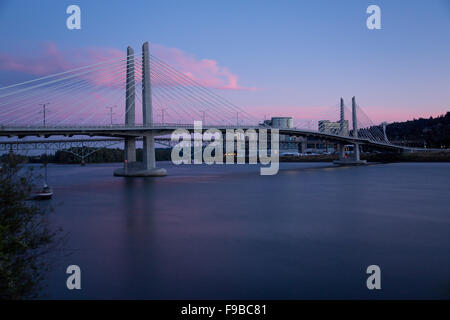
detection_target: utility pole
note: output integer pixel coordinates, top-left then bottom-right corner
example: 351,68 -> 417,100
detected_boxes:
39,103 -> 50,127
106,106 -> 116,125
201,110 -> 208,125
160,108 -> 166,124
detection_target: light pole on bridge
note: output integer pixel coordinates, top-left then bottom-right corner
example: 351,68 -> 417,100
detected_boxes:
106,105 -> 116,126
201,109 -> 209,125
39,103 -> 50,127
159,107 -> 167,125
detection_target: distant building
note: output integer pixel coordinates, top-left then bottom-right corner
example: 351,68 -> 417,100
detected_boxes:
260,117 -> 343,154
318,120 -> 349,136
263,117 -> 296,152
268,117 -> 294,129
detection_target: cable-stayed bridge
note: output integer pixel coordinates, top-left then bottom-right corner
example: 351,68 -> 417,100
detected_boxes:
0,41 -> 423,176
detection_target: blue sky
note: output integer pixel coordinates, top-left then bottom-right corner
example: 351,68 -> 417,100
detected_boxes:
0,0 -> 449,122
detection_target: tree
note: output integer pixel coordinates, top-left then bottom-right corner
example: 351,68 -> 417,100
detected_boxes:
0,158 -> 61,299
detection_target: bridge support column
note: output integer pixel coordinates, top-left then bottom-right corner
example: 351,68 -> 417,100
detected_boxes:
354,143 -> 361,161
114,42 -> 166,177
125,46 -> 136,163
142,134 -> 156,170
124,138 -> 136,162
338,143 -> 345,160
299,136 -> 307,154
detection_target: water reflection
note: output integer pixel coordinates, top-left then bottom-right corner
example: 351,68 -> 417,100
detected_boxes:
39,162 -> 450,299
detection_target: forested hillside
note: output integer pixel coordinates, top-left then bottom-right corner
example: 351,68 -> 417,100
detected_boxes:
386,112 -> 450,148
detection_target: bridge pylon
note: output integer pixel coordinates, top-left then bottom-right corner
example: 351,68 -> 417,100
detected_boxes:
334,96 -> 367,166
338,97 -> 346,160
114,42 -> 167,177
125,46 -> 136,162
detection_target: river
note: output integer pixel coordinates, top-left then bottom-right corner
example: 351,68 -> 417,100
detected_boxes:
35,161 -> 450,299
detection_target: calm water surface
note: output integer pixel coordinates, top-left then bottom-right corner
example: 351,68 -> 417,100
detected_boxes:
37,162 -> 450,299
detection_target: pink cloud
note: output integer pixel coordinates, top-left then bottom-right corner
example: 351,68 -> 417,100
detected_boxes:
0,42 -> 73,75
0,42 -> 254,91
0,42 -> 126,75
150,43 -> 255,91
0,42 -> 128,88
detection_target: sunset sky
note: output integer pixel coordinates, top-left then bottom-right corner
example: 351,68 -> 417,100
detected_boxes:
0,0 -> 449,124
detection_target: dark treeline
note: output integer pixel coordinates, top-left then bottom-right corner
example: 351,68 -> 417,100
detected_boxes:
52,147 -> 172,164
52,147 -> 124,163
386,112 -> 450,148
280,151 -> 450,163
1,147 -> 172,164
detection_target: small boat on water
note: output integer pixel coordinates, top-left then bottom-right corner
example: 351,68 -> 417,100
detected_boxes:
31,184 -> 53,200
30,161 -> 53,200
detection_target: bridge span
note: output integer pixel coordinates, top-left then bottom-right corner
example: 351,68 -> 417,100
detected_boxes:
0,123 -> 411,151
0,41 -> 431,176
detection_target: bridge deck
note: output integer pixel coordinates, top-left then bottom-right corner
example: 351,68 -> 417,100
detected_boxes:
0,124 -> 416,151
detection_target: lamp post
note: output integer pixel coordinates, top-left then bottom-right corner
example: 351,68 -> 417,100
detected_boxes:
106,105 -> 116,126
39,103 -> 50,127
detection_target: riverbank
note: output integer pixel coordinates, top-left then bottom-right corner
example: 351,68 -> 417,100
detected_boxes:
281,151 -> 450,163
6,150 -> 450,165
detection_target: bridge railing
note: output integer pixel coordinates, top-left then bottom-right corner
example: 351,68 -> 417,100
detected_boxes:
0,123 -> 267,130
0,123 -> 410,150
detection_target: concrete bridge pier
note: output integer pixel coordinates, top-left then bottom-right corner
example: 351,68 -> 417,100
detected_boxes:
142,133 -> 166,176
338,143 -> 345,160
114,42 -> 166,177
299,136 -> 307,154
124,138 -> 136,162
354,142 -> 361,161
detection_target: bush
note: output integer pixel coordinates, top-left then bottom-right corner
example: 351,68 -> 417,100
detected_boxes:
0,159 -> 61,299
